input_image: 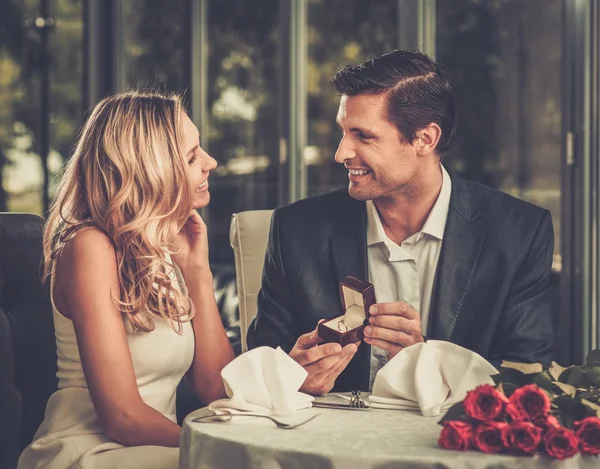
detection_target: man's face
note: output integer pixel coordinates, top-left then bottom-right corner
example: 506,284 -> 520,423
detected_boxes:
334,94 -> 420,201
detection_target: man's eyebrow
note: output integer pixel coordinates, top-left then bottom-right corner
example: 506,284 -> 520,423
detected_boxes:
350,127 -> 376,136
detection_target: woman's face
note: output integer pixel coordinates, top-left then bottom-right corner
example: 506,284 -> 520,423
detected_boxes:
181,112 -> 217,209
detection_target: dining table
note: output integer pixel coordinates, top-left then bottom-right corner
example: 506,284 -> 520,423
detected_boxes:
178,398 -> 599,469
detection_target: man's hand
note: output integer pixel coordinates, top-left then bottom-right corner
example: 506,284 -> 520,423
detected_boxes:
363,302 -> 424,359
289,325 -> 359,395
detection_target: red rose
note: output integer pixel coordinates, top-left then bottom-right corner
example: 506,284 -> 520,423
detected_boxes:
506,402 -> 528,421
534,414 -> 561,430
507,384 -> 551,422
473,422 -> 507,453
438,421 -> 473,451
463,384 -> 508,421
575,417 -> 600,455
544,427 -> 579,460
501,421 -> 542,454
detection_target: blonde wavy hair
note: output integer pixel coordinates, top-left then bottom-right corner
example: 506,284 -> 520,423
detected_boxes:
43,90 -> 195,333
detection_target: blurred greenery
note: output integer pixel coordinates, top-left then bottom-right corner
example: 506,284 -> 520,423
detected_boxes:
437,0 -> 500,187
0,0 -> 561,258
306,0 -> 398,196
0,0 -> 24,211
123,0 -> 189,92
0,0 -> 82,215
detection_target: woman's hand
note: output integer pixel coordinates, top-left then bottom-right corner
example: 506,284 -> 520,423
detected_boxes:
171,210 -> 211,280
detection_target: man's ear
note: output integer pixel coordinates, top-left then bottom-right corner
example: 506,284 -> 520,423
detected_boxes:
415,123 -> 442,156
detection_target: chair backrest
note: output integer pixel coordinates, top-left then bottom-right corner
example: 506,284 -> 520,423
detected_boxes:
229,210 -> 273,352
0,213 -> 57,469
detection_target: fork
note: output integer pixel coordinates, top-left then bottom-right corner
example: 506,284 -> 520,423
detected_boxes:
191,411 -> 320,429
349,390 -> 367,408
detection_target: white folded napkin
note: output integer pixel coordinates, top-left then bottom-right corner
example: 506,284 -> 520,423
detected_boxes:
370,340 -> 498,417
208,346 -> 314,415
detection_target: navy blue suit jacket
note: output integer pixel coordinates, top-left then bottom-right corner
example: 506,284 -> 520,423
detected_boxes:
247,172 -> 557,391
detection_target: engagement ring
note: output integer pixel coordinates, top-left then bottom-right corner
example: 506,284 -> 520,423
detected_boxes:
337,318 -> 349,332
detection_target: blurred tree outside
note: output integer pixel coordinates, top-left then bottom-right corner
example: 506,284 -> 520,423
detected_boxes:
123,0 -> 189,93
0,0 -> 26,211
205,0 -> 280,263
436,0 -> 500,187
437,0 -> 562,255
0,0 -> 83,215
126,0 -> 544,259
306,0 -> 398,196
0,0 -> 560,254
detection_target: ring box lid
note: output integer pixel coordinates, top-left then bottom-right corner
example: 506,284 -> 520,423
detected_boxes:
318,276 -> 376,343
339,276 -> 375,327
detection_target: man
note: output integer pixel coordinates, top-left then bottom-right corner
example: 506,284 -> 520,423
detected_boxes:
247,49 -> 556,395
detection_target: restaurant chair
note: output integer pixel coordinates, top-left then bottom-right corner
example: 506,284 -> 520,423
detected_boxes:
0,213 -> 56,469
229,210 -> 273,352
0,213 -> 244,469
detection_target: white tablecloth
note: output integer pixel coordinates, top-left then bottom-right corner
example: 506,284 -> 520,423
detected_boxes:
179,407 -> 599,469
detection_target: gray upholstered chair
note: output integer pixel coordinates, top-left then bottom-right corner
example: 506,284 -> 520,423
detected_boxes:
0,213 -> 56,469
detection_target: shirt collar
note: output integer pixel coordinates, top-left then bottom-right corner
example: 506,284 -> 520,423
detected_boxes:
421,164 -> 451,240
366,199 -> 385,246
365,164 -> 452,246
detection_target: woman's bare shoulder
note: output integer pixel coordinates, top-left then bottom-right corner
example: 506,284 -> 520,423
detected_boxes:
54,227 -> 119,318
57,227 -> 117,272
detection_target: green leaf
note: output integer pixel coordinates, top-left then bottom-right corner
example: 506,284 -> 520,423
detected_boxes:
586,349 -> 600,367
555,409 -> 575,430
582,399 -> 600,418
578,391 -> 596,400
533,371 -> 555,393
554,395 -> 589,422
501,382 -> 519,398
584,368 -> 600,387
578,390 -> 600,402
494,368 -> 536,387
438,402 -> 466,426
559,367 -> 587,388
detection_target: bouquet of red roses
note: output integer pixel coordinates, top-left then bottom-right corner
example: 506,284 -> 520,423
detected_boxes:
437,350 -> 600,460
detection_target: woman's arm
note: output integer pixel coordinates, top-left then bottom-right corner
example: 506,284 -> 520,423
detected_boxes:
184,268 -> 235,404
171,211 -> 234,404
54,228 -> 181,447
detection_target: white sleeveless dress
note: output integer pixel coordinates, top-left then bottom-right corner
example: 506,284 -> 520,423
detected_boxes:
17,260 -> 195,469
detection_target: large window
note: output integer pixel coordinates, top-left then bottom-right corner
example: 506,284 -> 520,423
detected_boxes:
306,0 -> 398,197
436,0 -> 563,263
3,0 -> 588,359
206,0 -> 281,266
122,0 -> 190,93
120,0 -> 281,268
0,0 -> 83,214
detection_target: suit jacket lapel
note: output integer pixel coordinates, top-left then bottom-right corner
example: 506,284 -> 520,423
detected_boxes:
430,173 -> 486,342
330,206 -> 368,283
329,194 -> 370,390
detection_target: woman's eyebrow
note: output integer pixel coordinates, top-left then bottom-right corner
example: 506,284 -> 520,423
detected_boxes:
186,144 -> 199,156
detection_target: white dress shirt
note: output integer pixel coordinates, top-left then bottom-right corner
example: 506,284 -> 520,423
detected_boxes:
367,165 -> 452,390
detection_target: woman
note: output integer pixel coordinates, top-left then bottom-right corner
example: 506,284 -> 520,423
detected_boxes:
18,91 -> 234,469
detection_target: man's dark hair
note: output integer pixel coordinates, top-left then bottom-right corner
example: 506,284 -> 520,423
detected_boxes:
330,49 -> 456,157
